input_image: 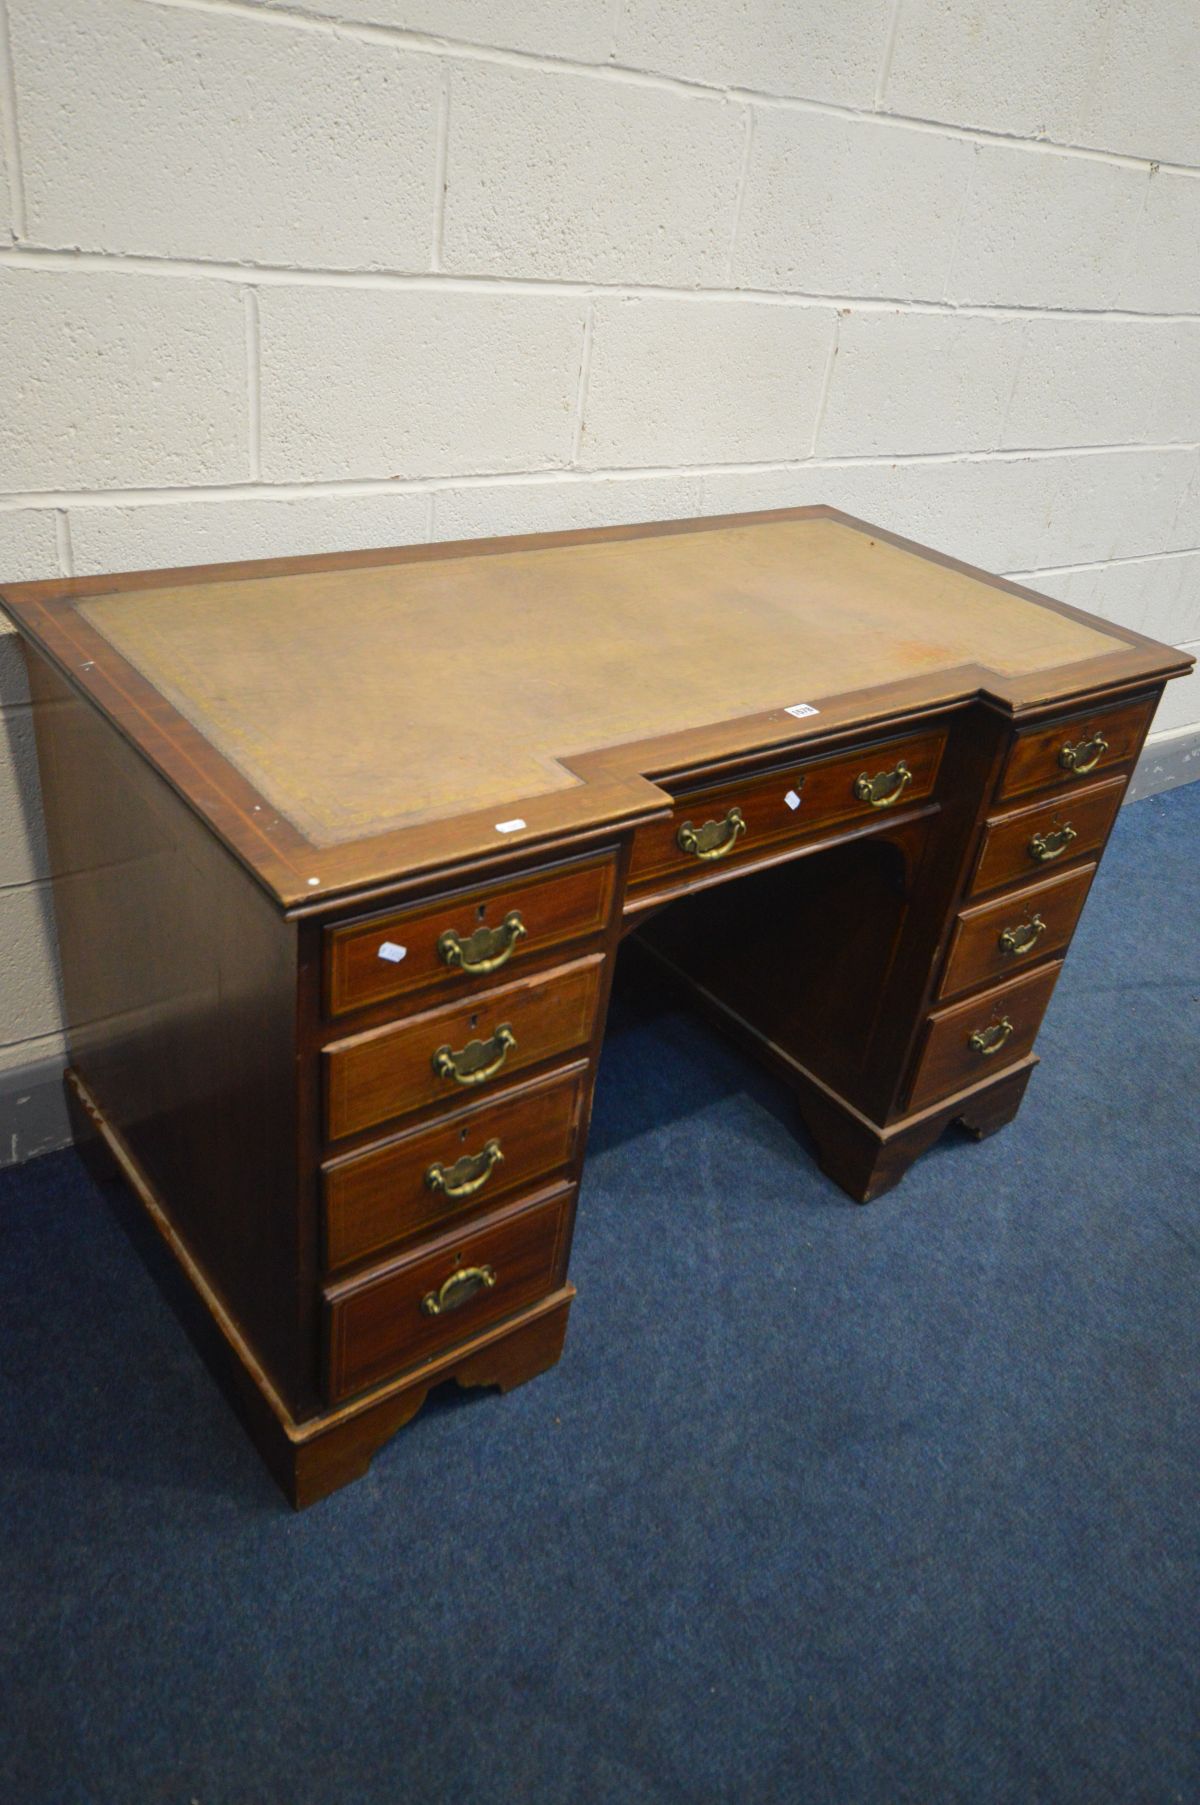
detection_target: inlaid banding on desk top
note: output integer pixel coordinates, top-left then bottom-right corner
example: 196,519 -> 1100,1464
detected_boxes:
77,516 -> 1124,846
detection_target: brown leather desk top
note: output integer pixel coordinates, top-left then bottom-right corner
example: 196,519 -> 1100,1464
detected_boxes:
2,506 -> 1189,907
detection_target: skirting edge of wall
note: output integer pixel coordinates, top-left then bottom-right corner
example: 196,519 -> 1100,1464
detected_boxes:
1124,727 -> 1200,804
0,1054 -> 72,1169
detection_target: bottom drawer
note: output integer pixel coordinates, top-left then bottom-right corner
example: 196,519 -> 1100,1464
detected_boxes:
323,1184 -> 570,1403
908,962 -> 1063,1113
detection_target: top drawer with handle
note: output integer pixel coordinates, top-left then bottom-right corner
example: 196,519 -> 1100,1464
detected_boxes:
627,726 -> 946,899
997,694 -> 1155,804
325,848 -> 617,1017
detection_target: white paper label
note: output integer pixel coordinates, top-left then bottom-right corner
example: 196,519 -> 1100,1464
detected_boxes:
377,941 -> 407,963
495,818 -> 526,834
785,702 -> 820,719
784,789 -> 803,811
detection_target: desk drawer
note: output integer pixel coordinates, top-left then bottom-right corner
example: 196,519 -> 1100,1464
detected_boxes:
324,956 -> 603,1143
938,865 -> 1094,1002
970,776 -> 1124,896
323,1184 -> 570,1402
909,962 -> 1062,1112
322,1065 -> 587,1272
627,727 -> 945,897
998,695 -> 1153,803
325,850 -> 616,1017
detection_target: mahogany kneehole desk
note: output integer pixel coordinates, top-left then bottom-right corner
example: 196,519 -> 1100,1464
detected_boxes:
3,508 -> 1191,1507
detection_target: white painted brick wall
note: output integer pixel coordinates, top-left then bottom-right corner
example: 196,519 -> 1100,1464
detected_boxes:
884,0 -> 1200,168
580,297 -> 835,468
0,268 -> 247,488
247,0 -> 615,65
1004,320 -> 1200,451
442,65 -> 745,287
817,313 -> 1025,457
258,287 -> 585,480
0,703 -> 46,887
12,0 -> 442,268
431,473 -> 704,543
0,0 -> 1198,1133
0,510 -> 58,586
0,880 -> 62,1056
68,493 -> 433,576
734,113 -> 971,301
947,147 -> 1148,311
0,119 -> 10,243
1128,174 -> 1200,314
614,0 -> 895,106
1010,551 -> 1200,647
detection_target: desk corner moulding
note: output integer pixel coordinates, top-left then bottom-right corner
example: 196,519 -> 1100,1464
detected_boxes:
2,506 -> 1190,1506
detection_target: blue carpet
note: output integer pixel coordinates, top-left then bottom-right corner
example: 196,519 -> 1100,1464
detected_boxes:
1,783 -> 1197,1804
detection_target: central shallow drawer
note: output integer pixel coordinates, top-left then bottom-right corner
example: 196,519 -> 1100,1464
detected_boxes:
323,1183 -> 571,1402
324,955 -> 603,1142
627,725 -> 946,899
322,1064 -> 587,1272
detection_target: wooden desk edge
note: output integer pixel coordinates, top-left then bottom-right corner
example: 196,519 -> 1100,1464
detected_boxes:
3,508 -> 1190,914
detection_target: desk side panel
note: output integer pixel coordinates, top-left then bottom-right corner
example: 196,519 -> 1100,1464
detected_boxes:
24,649 -> 311,1414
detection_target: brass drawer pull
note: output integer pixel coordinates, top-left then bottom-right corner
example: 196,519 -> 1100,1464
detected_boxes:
969,1016 -> 1014,1057
1029,823 -> 1076,864
854,760 -> 912,809
999,913 -> 1046,959
421,1263 -> 496,1317
432,1024 -> 516,1087
677,806 -> 746,862
438,910 -> 527,977
425,1137 -> 504,1200
1058,731 -> 1108,776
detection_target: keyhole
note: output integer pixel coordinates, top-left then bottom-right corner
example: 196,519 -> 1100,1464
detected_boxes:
476,903 -> 487,921
459,1127 -> 468,1143
469,1012 -> 479,1030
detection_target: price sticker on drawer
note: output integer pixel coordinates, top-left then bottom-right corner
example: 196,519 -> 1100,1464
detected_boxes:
377,941 -> 407,963
785,702 -> 820,719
